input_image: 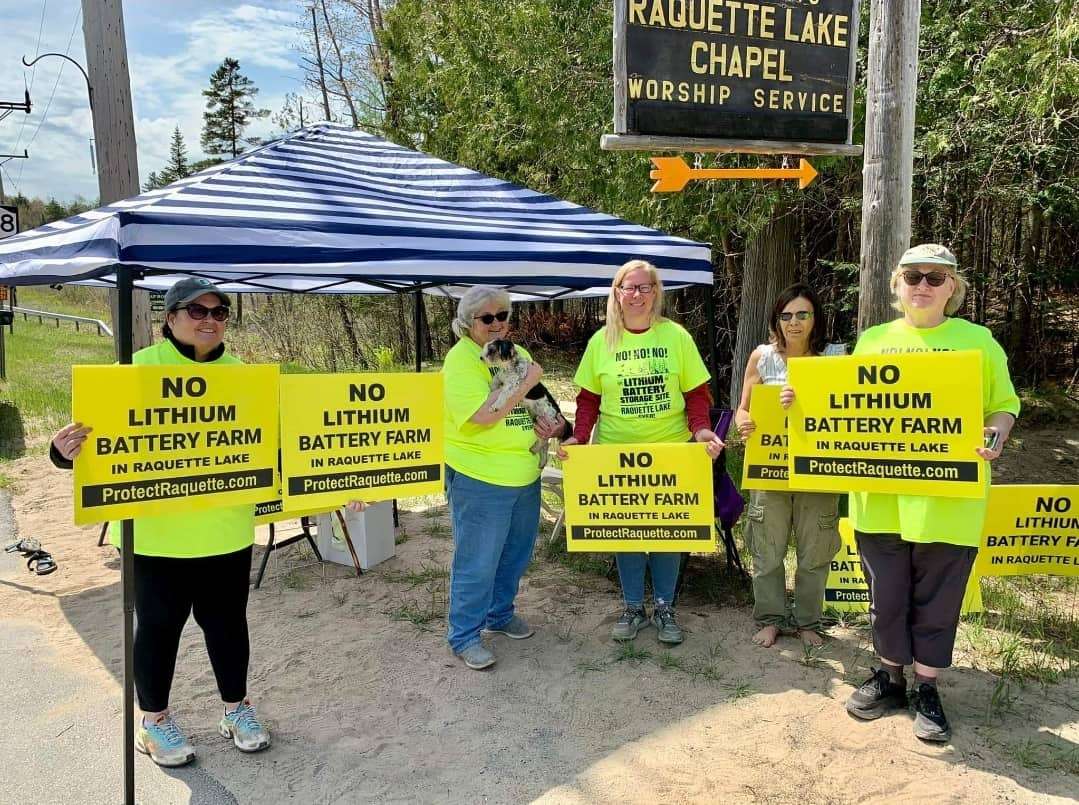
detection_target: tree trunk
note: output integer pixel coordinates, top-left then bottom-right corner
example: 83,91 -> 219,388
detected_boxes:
321,0 -> 361,127
729,210 -> 798,407
311,5 -> 333,120
858,0 -> 920,333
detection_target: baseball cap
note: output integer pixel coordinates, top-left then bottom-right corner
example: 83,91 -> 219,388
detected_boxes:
898,243 -> 958,268
164,277 -> 231,312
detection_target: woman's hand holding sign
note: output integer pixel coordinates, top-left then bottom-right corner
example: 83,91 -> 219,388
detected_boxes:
694,428 -> 725,460
779,384 -> 796,409
52,422 -> 92,461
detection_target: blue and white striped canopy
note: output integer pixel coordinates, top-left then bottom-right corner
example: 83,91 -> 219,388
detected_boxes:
0,124 -> 712,298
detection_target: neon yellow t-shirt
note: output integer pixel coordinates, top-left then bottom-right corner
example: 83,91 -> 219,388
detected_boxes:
442,337 -> 542,488
848,318 -> 1020,547
574,320 -> 710,445
109,338 -> 256,558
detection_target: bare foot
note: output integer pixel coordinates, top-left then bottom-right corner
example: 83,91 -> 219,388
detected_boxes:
752,625 -> 780,647
799,629 -> 824,647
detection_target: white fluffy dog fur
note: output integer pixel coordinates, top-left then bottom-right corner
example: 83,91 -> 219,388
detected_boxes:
481,338 -> 562,468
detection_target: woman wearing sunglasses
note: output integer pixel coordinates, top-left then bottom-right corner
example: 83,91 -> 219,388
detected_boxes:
48,277 -> 271,767
735,283 -> 845,649
560,260 -> 724,646
782,244 -> 1019,742
442,286 -> 569,669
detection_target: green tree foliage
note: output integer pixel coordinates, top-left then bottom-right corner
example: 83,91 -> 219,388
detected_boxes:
143,127 -> 192,191
201,58 -> 270,159
377,0 -> 1077,389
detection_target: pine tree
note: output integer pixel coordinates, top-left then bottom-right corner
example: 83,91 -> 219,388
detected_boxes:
201,58 -> 270,159
143,127 -> 193,191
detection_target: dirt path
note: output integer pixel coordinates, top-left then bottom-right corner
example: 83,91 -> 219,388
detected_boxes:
1,443 -> 1076,804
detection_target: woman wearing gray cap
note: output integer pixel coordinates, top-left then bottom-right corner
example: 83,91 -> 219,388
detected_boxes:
49,277 -> 271,767
782,244 -> 1019,742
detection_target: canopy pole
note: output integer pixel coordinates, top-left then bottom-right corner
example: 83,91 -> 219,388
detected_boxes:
413,290 -> 422,372
704,284 -> 720,405
116,266 -> 136,805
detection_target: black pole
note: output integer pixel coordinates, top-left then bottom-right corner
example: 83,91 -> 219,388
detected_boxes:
413,290 -> 422,372
704,284 -> 720,405
117,267 -> 136,805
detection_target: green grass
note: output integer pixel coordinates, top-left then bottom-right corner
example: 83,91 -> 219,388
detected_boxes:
381,564 -> 449,587
0,291 -> 115,459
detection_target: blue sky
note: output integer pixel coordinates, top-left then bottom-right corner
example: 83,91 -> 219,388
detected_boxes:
0,0 -> 313,203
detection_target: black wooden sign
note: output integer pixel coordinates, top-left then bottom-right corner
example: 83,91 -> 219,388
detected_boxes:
611,0 -> 860,150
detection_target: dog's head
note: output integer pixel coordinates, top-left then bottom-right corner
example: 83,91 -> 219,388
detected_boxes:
480,338 -> 518,368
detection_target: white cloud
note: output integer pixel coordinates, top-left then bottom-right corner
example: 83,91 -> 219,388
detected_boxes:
1,1 -> 304,203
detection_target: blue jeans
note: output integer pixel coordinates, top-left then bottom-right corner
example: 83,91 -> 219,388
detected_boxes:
445,467 -> 541,653
616,552 -> 681,609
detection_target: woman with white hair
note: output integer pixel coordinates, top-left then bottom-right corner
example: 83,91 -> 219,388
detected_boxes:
782,244 -> 1019,741
560,260 -> 724,646
442,286 -> 569,669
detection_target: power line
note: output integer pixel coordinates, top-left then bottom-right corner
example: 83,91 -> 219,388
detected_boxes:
13,0 -> 49,155
16,7 -> 82,188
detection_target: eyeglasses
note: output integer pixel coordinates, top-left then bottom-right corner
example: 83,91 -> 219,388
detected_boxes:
779,311 -> 813,322
619,283 -> 655,295
178,303 -> 230,321
901,270 -> 949,287
473,311 -> 510,325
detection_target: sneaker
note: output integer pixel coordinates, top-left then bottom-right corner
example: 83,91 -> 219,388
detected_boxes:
135,713 -> 195,767
652,605 -> 684,645
611,607 -> 649,641
911,683 -> 951,742
483,615 -> 535,639
219,699 -> 271,753
456,643 -> 496,670
845,668 -> 908,720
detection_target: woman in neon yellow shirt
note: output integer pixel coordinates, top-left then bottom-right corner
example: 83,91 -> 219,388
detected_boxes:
561,260 -> 724,646
50,278 -> 271,768
782,244 -> 1019,742
442,286 -> 569,670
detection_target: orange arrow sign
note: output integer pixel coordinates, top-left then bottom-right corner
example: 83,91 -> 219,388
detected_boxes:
649,156 -> 818,192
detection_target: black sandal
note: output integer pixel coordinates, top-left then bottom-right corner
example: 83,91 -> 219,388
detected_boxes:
26,550 -> 57,576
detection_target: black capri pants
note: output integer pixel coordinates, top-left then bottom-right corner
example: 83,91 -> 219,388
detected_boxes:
133,546 -> 253,713
855,531 -> 977,669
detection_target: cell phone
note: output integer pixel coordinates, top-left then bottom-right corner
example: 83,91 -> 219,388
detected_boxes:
983,430 -> 1001,451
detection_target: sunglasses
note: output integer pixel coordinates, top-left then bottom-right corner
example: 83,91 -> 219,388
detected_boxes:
901,270 -> 950,287
179,303 -> 230,321
779,311 -> 813,322
473,310 -> 510,325
619,283 -> 655,295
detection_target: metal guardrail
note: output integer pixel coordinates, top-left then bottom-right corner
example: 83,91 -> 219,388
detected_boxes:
13,306 -> 113,336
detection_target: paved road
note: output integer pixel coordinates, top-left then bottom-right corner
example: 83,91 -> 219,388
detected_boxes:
0,489 -> 238,805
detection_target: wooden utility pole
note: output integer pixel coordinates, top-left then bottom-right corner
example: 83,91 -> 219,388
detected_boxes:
858,0 -> 921,332
82,0 -> 153,355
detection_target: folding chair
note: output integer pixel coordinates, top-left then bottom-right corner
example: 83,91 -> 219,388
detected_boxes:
539,466 -> 566,545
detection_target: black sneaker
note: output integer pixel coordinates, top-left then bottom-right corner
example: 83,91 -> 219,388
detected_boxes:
911,683 -> 951,742
845,668 -> 908,720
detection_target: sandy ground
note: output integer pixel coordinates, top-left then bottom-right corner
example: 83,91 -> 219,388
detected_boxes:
1,433 -> 1077,804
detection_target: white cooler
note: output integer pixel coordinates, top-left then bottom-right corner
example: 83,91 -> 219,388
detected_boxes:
315,501 -> 395,570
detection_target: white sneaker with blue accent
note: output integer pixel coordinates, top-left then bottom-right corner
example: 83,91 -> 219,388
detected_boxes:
219,699 -> 271,753
135,713 -> 195,767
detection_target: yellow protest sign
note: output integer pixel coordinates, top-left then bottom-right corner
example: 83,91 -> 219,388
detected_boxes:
787,352 -> 984,498
563,443 -> 715,553
976,485 -> 1079,577
72,364 -> 279,525
742,385 -> 790,491
253,498 -> 335,526
279,373 -> 443,510
825,519 -> 982,613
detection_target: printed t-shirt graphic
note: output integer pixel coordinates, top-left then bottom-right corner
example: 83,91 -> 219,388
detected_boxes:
848,318 -> 1020,547
574,320 -> 710,445
442,337 -> 541,487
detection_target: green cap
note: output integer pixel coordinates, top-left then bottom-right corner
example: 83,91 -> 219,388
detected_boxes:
898,243 -> 958,268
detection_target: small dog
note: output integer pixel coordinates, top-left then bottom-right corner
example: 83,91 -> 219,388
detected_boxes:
481,338 -> 564,468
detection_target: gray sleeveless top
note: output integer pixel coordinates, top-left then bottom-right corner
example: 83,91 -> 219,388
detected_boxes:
756,342 -> 846,385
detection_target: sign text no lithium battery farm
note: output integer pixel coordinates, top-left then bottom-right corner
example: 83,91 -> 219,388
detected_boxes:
279,373 -> 444,511
72,365 -> 279,524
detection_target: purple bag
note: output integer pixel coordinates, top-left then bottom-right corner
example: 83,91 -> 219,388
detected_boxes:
710,409 -> 746,528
